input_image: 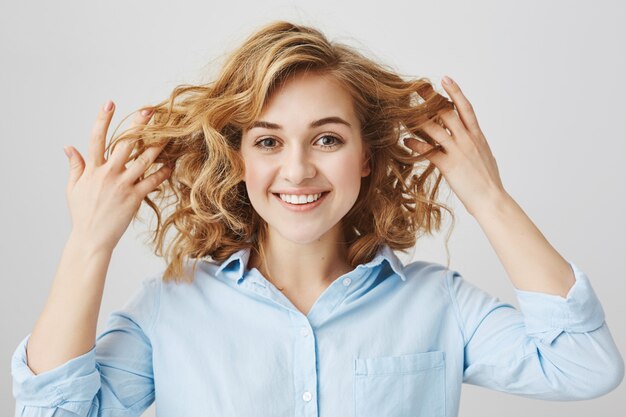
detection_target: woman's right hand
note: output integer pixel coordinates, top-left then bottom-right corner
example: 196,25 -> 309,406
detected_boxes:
63,100 -> 171,253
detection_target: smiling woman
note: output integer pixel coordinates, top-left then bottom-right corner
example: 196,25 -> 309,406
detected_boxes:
11,19 -> 623,417
96,20 -> 456,287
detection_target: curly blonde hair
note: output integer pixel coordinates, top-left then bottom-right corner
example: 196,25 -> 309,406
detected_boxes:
106,20 -> 456,284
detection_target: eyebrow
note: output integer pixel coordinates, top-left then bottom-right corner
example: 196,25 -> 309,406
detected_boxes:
246,116 -> 352,131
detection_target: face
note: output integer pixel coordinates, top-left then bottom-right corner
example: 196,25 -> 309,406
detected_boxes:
240,71 -> 371,245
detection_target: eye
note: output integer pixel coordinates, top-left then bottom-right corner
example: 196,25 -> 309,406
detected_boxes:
315,135 -> 343,149
253,134 -> 344,151
254,137 -> 278,150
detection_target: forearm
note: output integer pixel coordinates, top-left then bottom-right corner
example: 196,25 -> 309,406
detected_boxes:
471,191 -> 576,298
26,232 -> 113,375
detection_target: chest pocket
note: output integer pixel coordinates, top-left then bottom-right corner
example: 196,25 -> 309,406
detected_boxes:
354,350 -> 445,417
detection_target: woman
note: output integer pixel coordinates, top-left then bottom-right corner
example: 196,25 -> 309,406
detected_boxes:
12,20 -> 623,416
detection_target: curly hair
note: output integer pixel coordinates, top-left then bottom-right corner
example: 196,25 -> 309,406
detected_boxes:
105,20 -> 456,284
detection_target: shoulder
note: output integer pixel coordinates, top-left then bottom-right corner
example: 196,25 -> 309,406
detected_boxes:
393,259 -> 461,304
152,258 -> 224,297
401,259 -> 455,286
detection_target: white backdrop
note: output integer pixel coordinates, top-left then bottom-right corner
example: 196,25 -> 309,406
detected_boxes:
1,0 -> 624,415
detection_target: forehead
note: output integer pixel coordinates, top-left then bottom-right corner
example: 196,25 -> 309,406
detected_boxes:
256,71 -> 357,124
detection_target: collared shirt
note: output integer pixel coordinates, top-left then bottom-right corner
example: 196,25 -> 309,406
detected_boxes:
11,244 -> 624,417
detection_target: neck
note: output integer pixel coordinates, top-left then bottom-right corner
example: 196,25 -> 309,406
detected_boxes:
248,225 -> 353,292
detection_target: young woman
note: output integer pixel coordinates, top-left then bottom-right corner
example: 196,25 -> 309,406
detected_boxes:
12,20 -> 623,417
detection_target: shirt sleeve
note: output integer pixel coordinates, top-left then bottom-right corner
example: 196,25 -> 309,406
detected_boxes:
11,275 -> 161,416
448,260 -> 625,400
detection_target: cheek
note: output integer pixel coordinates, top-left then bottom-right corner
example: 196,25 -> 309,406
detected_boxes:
243,158 -> 272,195
331,153 -> 363,180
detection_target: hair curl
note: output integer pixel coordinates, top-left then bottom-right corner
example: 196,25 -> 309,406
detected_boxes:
106,20 -> 456,284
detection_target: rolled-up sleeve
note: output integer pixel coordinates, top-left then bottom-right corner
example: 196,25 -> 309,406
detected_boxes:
450,260 -> 625,400
11,276 -> 161,416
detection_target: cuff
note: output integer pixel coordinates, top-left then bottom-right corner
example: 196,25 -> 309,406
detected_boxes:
513,260 -> 606,345
11,333 -> 101,407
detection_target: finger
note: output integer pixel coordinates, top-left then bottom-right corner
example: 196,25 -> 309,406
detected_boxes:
437,109 -> 468,139
440,76 -> 482,137
108,139 -> 136,171
108,108 -> 156,170
88,100 -> 115,167
403,137 -> 446,166
121,142 -> 169,184
418,118 -> 455,151
134,163 -> 172,196
124,107 -> 155,140
64,146 -> 86,190
132,107 -> 155,130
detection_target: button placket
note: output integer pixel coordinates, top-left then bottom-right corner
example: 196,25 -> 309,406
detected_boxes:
290,311 -> 319,417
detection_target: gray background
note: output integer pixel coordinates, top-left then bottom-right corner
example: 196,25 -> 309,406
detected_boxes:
2,0 -> 624,415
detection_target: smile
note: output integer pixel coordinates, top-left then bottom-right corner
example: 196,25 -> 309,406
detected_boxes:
279,193 -> 323,204
272,191 -> 330,212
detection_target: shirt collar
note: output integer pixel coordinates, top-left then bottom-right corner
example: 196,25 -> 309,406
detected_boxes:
215,243 -> 407,283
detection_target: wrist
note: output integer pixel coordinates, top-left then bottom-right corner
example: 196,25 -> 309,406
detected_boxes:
467,188 -> 512,219
66,230 -> 114,259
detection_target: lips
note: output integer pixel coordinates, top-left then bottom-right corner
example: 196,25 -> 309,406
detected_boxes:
274,191 -> 328,204
272,191 -> 330,212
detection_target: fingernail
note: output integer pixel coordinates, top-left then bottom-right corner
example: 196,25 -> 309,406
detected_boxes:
442,76 -> 453,86
63,146 -> 71,158
141,108 -> 154,117
103,100 -> 114,111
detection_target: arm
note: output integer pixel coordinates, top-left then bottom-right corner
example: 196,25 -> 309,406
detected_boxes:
449,263 -> 624,399
406,76 -> 624,398
12,101 -> 169,415
12,274 -> 159,416
27,233 -> 111,374
404,76 -> 574,296
471,190 -> 575,297
28,99 -> 168,373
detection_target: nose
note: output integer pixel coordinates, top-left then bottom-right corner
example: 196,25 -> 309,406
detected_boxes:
280,145 -> 316,184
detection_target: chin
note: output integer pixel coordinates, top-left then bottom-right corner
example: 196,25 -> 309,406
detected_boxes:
270,223 -> 335,245
277,231 -> 326,245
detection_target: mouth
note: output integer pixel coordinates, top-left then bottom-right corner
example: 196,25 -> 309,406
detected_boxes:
272,191 -> 330,211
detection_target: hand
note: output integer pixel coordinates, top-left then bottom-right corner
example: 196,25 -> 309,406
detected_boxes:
63,101 -> 171,252
403,76 -> 507,217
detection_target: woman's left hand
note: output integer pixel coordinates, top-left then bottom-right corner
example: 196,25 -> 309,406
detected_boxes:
403,76 -> 507,217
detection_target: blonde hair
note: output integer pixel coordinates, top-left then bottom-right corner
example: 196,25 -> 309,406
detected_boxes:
106,20 -> 456,284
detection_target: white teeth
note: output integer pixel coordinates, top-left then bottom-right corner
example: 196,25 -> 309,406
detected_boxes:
279,193 -> 322,204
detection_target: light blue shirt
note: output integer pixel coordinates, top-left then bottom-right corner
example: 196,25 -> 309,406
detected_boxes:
12,244 -> 624,416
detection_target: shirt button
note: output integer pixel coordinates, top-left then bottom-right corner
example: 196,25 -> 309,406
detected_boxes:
342,277 -> 352,286
300,327 -> 309,337
302,391 -> 312,402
